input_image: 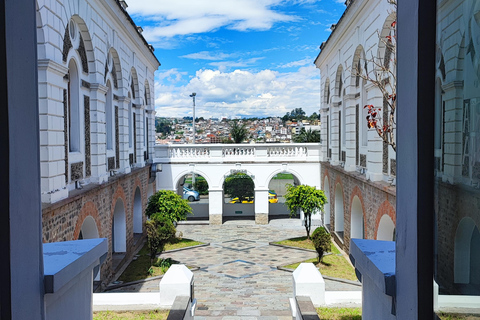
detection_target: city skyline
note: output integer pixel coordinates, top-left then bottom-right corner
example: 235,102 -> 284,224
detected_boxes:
126,0 -> 344,119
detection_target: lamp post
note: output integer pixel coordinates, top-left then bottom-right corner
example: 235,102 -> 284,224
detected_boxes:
189,93 -> 196,189
190,92 -> 196,144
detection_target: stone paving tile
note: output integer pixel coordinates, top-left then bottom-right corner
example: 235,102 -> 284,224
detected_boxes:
112,219 -> 360,319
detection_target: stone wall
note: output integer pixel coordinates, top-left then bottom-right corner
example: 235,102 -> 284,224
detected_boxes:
322,162 -> 396,253
435,180 -> 480,294
42,166 -> 153,286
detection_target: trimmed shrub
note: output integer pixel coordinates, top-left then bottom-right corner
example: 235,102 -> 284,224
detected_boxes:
145,190 -> 192,223
145,215 -> 176,264
311,226 -> 332,263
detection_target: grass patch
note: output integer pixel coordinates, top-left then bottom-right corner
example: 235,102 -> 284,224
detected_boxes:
317,307 -> 362,319
118,239 -> 203,283
272,173 -> 294,180
437,313 -> 480,320
165,238 -> 203,251
273,236 -> 341,254
93,310 -> 168,320
277,236 -> 356,281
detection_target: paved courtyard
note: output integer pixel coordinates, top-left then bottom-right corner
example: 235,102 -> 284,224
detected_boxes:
112,218 -> 361,319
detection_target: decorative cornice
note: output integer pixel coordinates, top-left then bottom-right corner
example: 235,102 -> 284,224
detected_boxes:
89,83 -> 108,94
442,80 -> 463,91
38,59 -> 69,76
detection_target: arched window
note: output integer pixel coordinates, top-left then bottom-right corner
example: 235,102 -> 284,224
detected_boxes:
128,92 -> 133,148
106,80 -> 113,150
68,59 -> 80,152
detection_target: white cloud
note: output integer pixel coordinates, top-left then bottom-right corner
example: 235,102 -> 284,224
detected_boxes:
128,0 -> 297,40
277,57 -> 312,68
180,51 -> 233,61
154,65 -> 320,119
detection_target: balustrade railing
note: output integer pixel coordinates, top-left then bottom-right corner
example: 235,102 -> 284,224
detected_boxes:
154,143 -> 321,163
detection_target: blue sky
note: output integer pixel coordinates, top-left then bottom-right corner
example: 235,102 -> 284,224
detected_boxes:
127,0 -> 345,119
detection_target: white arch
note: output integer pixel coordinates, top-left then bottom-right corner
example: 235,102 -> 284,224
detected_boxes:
454,217 -> 480,284
377,214 -> 395,241
113,199 -> 126,253
173,169 -> 213,190
133,187 -> 143,234
265,168 -> 304,187
220,169 -> 257,189
323,176 -> 330,226
350,196 -> 364,239
334,183 -> 344,233
79,216 -> 99,239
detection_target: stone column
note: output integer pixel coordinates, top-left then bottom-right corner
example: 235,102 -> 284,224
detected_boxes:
38,59 -> 69,203
254,189 -> 269,224
89,83 -> 109,184
208,189 -> 223,225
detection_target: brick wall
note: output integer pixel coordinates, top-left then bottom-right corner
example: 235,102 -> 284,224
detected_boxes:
42,166 -> 152,286
321,162 -> 396,253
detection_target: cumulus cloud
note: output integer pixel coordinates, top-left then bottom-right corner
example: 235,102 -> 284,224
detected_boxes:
154,65 -> 320,119
127,0 -> 297,41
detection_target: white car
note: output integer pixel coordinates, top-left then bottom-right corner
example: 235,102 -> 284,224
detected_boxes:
183,187 -> 200,202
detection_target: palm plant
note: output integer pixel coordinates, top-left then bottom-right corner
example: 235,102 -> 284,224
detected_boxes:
230,120 -> 249,143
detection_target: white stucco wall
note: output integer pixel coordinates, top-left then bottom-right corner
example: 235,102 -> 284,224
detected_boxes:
37,0 -> 160,203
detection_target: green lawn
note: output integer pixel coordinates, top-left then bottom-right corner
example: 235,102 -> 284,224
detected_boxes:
117,239 -> 203,283
275,236 -> 358,281
93,310 -> 168,320
317,307 -> 362,320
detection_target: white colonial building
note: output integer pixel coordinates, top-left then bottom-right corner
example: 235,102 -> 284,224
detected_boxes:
314,0 -> 397,252
37,0 -> 160,287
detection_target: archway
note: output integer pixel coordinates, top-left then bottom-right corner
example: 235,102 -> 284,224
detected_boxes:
79,215 -> 101,280
323,176 -> 331,227
334,183 -> 344,238
223,172 -> 255,221
176,172 -> 209,220
267,172 -> 302,220
112,199 -> 126,253
79,216 -> 99,240
454,217 -> 480,284
377,214 -> 395,241
350,196 -> 364,239
133,187 -> 142,234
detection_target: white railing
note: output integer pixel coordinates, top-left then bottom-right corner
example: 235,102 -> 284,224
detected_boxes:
154,143 -> 322,163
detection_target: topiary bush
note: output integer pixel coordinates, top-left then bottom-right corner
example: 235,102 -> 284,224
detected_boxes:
311,226 -> 332,263
145,215 -> 177,264
194,179 -> 209,195
145,190 -> 192,223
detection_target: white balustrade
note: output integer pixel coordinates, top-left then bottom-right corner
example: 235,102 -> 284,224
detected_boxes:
154,143 -> 321,163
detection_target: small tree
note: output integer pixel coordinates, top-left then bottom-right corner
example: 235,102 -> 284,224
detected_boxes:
284,184 -> 327,239
146,190 -> 192,222
229,120 -> 249,143
223,173 -> 254,201
145,215 -> 176,264
311,227 -> 332,263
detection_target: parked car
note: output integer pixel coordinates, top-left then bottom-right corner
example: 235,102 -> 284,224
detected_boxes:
229,197 -> 254,203
268,191 -> 278,203
183,186 -> 200,202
